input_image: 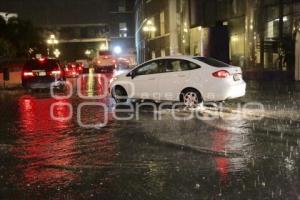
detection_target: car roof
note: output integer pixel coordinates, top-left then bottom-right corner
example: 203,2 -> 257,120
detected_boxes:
24,58 -> 60,70
150,55 -> 194,61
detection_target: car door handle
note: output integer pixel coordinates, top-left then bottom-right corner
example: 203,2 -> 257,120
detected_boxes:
178,75 -> 186,77
148,78 -> 155,80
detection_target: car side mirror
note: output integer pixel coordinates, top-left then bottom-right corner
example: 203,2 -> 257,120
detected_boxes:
130,71 -> 136,79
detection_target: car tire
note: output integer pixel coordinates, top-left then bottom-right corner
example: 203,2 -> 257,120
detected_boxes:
180,88 -> 203,108
112,86 -> 128,103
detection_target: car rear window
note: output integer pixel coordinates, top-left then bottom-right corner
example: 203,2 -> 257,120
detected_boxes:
194,57 -> 230,67
99,51 -> 112,56
24,59 -> 60,70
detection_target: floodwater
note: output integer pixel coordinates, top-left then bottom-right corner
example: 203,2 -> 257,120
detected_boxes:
0,73 -> 300,200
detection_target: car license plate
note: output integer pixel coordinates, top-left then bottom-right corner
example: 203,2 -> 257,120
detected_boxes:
38,72 -> 46,76
233,74 -> 241,81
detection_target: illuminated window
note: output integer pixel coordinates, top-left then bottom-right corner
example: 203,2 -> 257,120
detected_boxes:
119,22 -> 128,37
118,0 -> 126,12
161,49 -> 166,57
160,11 -> 165,35
152,51 -> 156,59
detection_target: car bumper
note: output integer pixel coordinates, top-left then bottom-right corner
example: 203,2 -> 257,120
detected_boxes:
225,82 -> 246,100
204,81 -> 246,102
22,78 -> 64,89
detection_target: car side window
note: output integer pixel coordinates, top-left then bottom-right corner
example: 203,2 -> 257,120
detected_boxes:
135,61 -> 159,76
188,61 -> 200,70
164,60 -> 182,72
164,59 -> 200,72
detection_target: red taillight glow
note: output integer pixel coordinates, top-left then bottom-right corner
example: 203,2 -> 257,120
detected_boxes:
23,72 -> 34,77
112,59 -> 116,64
212,70 -> 230,78
39,58 -> 45,62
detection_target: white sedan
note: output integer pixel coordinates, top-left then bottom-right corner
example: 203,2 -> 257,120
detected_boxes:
110,56 -> 246,107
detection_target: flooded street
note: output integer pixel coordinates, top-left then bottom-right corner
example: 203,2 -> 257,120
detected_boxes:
1,74 -> 300,199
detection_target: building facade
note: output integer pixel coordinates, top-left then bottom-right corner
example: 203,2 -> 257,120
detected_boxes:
109,0 -> 136,55
135,0 -> 300,80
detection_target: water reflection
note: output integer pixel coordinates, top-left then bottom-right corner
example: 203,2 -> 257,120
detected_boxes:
11,91 -> 120,192
211,130 -> 229,185
79,70 -> 113,98
14,95 -> 77,186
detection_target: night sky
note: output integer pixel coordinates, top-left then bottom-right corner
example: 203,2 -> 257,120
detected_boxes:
0,0 -> 112,26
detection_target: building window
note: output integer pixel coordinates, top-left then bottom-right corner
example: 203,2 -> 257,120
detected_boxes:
152,51 -> 156,59
161,49 -> 166,57
149,17 -> 155,39
118,0 -> 126,12
119,22 -> 128,37
160,11 -> 165,35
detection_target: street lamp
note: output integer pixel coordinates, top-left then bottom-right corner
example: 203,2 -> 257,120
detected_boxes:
47,34 -> 59,56
47,34 -> 59,45
113,46 -> 122,55
53,49 -> 61,58
142,20 -> 157,33
85,49 -> 91,56
142,20 -> 156,61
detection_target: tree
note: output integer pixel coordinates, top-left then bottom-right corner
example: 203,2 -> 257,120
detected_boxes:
0,38 -> 16,62
0,18 -> 44,58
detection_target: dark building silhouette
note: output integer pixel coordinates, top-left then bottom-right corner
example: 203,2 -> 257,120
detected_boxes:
0,0 -> 135,62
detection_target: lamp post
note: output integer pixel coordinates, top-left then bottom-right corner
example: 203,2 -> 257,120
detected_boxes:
85,49 -> 93,61
47,34 -> 59,56
53,49 -> 61,58
142,20 -> 156,61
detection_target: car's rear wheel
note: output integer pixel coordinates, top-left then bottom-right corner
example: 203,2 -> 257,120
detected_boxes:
181,89 -> 203,108
112,86 -> 128,103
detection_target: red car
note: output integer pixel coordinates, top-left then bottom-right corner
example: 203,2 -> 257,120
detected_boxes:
64,63 -> 83,77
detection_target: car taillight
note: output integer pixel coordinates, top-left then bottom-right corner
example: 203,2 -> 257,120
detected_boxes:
23,71 -> 34,77
112,59 -> 116,64
51,70 -> 61,76
212,70 -> 230,78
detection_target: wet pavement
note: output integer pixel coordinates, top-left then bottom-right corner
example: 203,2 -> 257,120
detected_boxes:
1,73 -> 300,200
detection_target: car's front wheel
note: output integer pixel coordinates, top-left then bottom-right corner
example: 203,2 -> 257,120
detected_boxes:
112,86 -> 128,103
180,89 -> 203,108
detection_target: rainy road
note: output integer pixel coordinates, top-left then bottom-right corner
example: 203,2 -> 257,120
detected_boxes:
1,73 -> 300,200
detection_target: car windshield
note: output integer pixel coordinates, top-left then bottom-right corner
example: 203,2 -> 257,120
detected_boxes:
193,57 -> 230,67
24,59 -> 60,70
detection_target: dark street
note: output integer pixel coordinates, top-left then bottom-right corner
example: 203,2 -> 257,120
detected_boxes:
0,73 -> 300,199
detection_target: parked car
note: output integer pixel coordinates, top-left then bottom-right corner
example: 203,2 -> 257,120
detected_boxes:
94,50 -> 116,73
22,58 -> 65,90
110,56 -> 246,107
64,62 -> 83,78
